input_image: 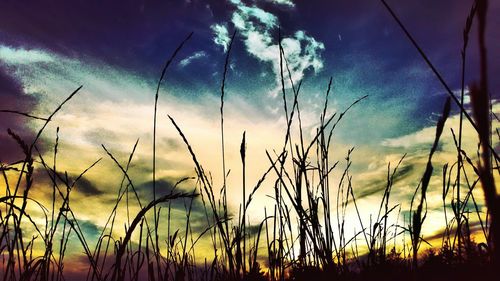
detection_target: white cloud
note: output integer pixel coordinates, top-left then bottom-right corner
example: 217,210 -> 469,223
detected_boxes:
213,0 -> 324,95
0,46 -> 54,65
265,0 -> 295,7
211,23 -> 230,52
381,126 -> 436,149
178,51 -> 207,67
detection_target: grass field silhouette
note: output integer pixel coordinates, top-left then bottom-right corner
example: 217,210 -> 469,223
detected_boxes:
0,1 -> 498,280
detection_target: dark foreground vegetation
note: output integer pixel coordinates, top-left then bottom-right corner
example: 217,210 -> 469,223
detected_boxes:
1,0 -> 498,280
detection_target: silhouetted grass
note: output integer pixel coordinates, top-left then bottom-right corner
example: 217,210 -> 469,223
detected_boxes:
0,1 -> 498,280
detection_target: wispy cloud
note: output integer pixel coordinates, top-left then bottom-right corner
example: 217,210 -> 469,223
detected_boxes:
211,23 -> 230,52
0,46 -> 54,65
264,0 -> 295,7
178,51 -> 207,68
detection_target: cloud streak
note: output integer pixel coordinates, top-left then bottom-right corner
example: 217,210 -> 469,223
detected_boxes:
265,0 -> 295,7
0,46 -> 54,65
179,51 -> 208,68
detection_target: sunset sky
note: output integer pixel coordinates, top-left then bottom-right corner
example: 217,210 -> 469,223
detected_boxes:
1,0 -> 499,267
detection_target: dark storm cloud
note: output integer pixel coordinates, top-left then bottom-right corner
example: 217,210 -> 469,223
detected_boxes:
133,178 -> 210,235
0,65 -> 38,163
33,170 -> 103,198
135,179 -> 205,213
78,219 -> 102,239
74,176 -> 104,196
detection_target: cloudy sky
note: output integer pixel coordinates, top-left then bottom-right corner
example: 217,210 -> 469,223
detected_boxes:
0,0 -> 499,270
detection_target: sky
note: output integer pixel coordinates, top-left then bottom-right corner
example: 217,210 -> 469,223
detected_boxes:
0,0 -> 499,272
